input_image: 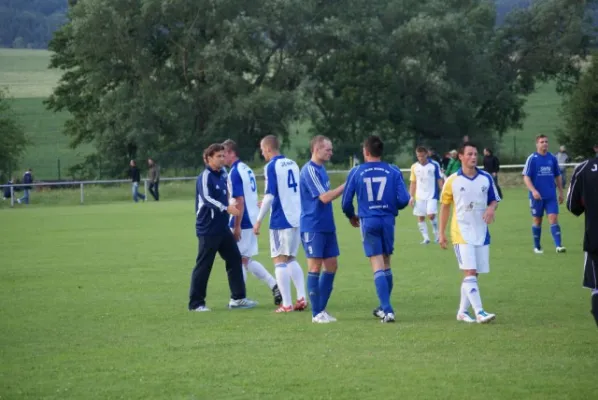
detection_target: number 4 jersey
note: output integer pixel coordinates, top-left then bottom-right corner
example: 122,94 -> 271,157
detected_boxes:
228,160 -> 259,229
341,161 -> 411,219
264,155 -> 301,229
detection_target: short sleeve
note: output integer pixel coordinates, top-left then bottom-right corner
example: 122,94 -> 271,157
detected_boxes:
523,155 -> 535,177
440,176 -> 454,205
553,156 -> 562,177
265,162 -> 278,196
433,162 -> 441,180
304,164 -> 326,198
409,164 -> 416,182
230,169 -> 244,198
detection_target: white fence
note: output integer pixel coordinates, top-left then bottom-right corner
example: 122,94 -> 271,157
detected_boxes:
0,163 -> 580,208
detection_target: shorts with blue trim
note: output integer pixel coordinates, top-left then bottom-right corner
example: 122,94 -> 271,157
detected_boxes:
301,232 -> 340,259
530,198 -> 559,217
360,216 -> 395,257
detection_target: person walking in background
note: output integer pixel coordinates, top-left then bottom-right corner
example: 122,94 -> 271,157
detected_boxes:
147,158 -> 160,201
3,176 -> 16,201
555,145 -> 570,186
16,169 -> 33,205
444,150 -> 461,176
483,148 -> 503,199
129,160 -> 146,202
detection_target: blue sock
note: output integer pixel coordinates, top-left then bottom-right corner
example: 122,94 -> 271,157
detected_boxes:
384,269 -> 393,295
550,224 -> 562,247
374,270 -> 393,314
307,272 -> 321,317
319,271 -> 335,312
532,225 -> 542,249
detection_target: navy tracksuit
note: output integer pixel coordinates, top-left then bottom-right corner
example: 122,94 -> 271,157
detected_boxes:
188,166 -> 245,309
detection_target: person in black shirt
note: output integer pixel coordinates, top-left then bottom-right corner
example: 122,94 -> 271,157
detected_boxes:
483,148 -> 503,199
567,155 -> 598,327
129,160 -> 146,202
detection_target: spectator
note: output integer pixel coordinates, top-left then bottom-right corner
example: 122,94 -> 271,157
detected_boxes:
441,152 -> 451,172
428,147 -> 442,165
129,160 -> 146,202
148,158 -> 160,201
555,145 -> 571,186
17,169 -> 33,205
444,150 -> 461,176
3,176 -> 15,201
483,148 -> 503,199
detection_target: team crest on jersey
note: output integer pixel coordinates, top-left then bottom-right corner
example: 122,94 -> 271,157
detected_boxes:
481,185 -> 488,193
460,187 -> 466,192
466,202 -> 474,211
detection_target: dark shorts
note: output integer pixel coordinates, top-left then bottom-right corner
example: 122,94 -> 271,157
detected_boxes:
583,252 -> 598,290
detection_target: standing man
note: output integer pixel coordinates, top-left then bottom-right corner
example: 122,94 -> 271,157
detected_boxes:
483,148 -> 503,199
555,145 -> 570,186
16,169 -> 33,205
409,146 -> 444,244
439,142 -> 500,324
341,136 -> 411,323
188,143 -> 257,312
566,154 -> 598,328
129,160 -> 146,202
445,150 -> 461,176
148,158 -> 160,201
253,135 -> 306,313
300,136 -> 345,323
222,139 -> 282,306
522,135 -> 566,254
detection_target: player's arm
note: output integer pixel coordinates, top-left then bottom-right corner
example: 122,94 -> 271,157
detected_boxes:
198,172 -> 239,216
553,156 -> 564,202
341,168 -> 358,225
438,178 -> 453,249
305,164 -> 345,204
319,183 -> 345,204
253,164 -> 276,235
409,165 -> 416,206
395,170 -> 411,210
566,161 -> 586,216
229,169 -> 245,240
433,162 -> 444,194
522,156 -> 541,199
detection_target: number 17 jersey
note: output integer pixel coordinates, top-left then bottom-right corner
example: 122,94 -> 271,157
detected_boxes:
264,154 -> 301,229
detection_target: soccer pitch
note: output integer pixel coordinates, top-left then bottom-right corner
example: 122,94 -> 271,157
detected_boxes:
1,189 -> 595,399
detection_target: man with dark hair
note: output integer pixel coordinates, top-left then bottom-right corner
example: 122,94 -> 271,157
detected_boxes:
147,158 -> 160,201
566,154 -> 598,328
483,148 -> 503,199
341,135 -> 411,323
189,143 -> 257,311
129,160 -> 146,203
522,134 -> 565,254
222,139 -> 282,306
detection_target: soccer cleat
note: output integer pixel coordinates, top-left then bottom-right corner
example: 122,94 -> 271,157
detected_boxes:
191,306 -> 211,312
228,298 -> 258,309
420,239 -> 430,245
372,307 -> 385,319
556,246 -> 567,253
312,312 -> 331,324
381,312 -> 396,323
322,310 -> 337,322
293,297 -> 307,311
434,237 -> 440,244
456,311 -> 476,323
476,310 -> 496,324
272,284 -> 282,306
275,305 -> 293,313
534,248 -> 544,254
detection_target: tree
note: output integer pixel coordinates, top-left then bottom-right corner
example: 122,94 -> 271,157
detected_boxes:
0,89 -> 29,180
559,55 -> 598,158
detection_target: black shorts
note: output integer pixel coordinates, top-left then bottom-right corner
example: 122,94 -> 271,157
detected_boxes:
583,252 -> 598,289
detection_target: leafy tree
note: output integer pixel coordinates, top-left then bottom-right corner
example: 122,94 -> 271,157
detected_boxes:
559,55 -> 598,158
0,89 -> 29,181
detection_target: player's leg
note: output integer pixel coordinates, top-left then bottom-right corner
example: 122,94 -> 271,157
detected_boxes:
271,230 -> 293,312
530,199 -> 544,253
302,232 -> 325,320
319,232 -> 340,321
414,200 -> 430,243
546,199 -> 565,252
241,229 -> 280,302
218,230 -> 256,309
189,236 -> 219,311
285,228 -> 307,310
455,244 -> 495,323
372,217 -> 396,322
427,200 -> 439,242
383,255 -> 393,295
583,252 -> 598,327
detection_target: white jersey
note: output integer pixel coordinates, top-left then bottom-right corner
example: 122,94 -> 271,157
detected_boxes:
410,160 -> 442,201
227,160 -> 259,229
264,155 -> 301,229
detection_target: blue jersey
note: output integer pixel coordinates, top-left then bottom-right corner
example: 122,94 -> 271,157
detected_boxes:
523,152 -> 561,200
264,155 -> 301,229
227,160 -> 259,230
299,161 -> 335,233
341,162 -> 410,219
195,167 -> 230,236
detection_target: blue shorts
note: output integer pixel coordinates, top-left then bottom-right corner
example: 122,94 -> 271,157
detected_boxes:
301,232 -> 340,259
530,198 -> 559,217
360,216 -> 395,257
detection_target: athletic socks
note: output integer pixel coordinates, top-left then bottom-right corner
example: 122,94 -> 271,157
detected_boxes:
374,270 -> 393,314
288,260 -> 306,300
532,225 -> 542,249
550,224 -> 562,247
307,272 -> 321,317
462,276 -> 483,314
319,271 -> 335,312
384,269 -> 393,295
459,280 -> 472,313
275,263 -> 292,307
431,219 -> 439,238
418,221 -> 430,241
247,259 -> 277,289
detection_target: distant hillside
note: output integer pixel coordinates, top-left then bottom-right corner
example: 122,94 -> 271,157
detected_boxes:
0,0 -> 68,49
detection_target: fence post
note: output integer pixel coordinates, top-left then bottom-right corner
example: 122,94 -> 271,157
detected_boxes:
80,183 -> 84,204
10,186 -> 14,208
144,179 -> 148,199
57,159 -> 61,181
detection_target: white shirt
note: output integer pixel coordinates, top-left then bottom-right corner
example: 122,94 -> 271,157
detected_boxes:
264,155 -> 301,229
410,160 -> 442,201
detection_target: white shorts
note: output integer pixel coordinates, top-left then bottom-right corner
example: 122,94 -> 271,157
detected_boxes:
269,228 -> 300,258
413,199 -> 438,217
453,244 -> 490,273
232,228 -> 258,258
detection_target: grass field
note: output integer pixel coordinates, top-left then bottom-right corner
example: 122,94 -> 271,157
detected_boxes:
1,187 -> 595,400
0,48 -> 564,180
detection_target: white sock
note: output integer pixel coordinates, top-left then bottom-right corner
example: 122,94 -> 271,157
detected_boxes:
459,281 -> 472,313
463,276 -> 483,314
247,259 -> 276,289
275,263 -> 292,307
242,265 -> 247,282
288,260 -> 306,300
431,218 -> 439,238
418,221 -> 430,241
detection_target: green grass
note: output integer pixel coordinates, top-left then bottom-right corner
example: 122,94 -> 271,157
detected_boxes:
0,188 -> 595,400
